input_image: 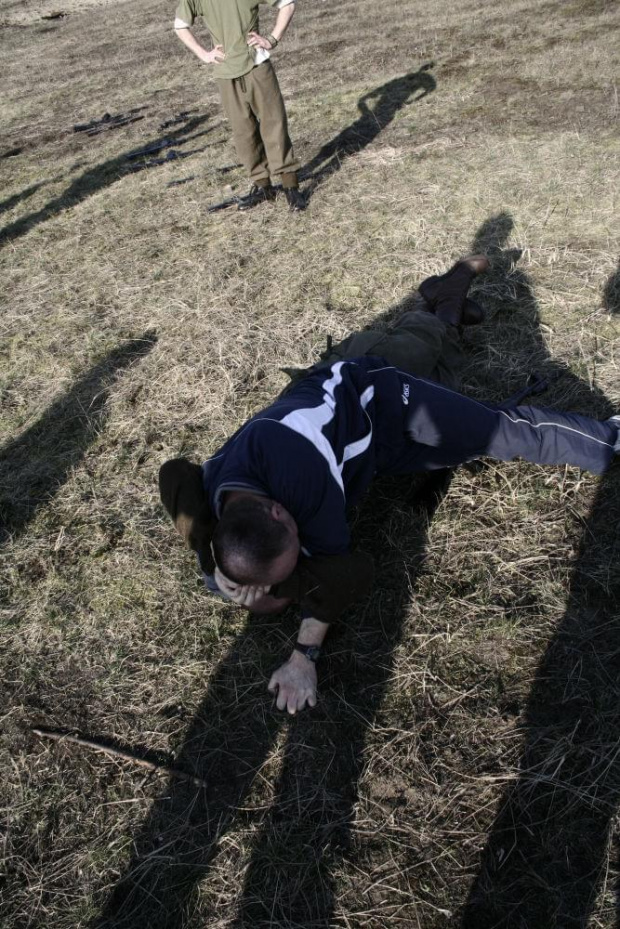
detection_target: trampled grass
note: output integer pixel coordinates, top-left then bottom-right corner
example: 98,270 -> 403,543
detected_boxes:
1,0 -> 620,926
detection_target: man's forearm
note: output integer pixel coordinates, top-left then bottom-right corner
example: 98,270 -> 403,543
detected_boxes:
175,26 -> 212,63
297,616 -> 329,648
270,3 -> 295,42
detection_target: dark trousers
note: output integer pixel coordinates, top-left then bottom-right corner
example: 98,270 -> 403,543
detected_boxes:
328,311 -> 618,475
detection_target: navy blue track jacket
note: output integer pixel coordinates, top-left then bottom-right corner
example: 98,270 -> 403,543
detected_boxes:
203,357 -> 619,559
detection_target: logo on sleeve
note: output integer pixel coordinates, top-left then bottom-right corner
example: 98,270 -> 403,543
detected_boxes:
401,382 -> 410,406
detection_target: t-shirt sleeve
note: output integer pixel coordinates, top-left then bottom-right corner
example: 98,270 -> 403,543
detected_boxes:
175,0 -> 197,26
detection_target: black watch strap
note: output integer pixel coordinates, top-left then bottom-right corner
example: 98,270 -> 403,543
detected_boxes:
294,643 -> 321,663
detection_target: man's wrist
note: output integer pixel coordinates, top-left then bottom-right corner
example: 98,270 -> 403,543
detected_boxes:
267,33 -> 278,48
294,642 -> 321,663
289,646 -> 317,668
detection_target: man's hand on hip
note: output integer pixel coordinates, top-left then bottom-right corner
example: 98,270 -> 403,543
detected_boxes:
247,32 -> 273,50
268,650 -> 317,714
204,44 -> 225,63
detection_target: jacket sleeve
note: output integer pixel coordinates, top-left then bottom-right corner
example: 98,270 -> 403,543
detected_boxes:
274,550 -> 375,624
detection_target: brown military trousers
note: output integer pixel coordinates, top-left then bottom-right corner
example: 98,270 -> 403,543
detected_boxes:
323,310 -> 464,389
217,61 -> 300,186
277,310 -> 464,394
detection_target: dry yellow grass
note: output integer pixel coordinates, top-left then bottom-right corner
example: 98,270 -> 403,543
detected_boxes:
1,0 -> 620,926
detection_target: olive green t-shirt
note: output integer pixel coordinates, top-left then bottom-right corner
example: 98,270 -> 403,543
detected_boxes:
175,0 -> 281,80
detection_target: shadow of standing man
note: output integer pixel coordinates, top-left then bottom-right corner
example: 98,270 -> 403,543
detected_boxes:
0,333 -> 157,546
229,470 -> 445,928
461,220 -> 620,928
300,64 -> 436,203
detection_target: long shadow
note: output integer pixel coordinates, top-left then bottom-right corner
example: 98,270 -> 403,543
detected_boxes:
0,115 -> 212,246
603,258 -> 620,314
461,216 -> 620,927
230,474 -> 442,928
300,64 -> 436,203
0,333 -> 157,545
0,182 -> 46,217
92,323 -> 446,929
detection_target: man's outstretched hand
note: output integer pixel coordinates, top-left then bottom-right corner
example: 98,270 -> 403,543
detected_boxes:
268,650 -> 317,714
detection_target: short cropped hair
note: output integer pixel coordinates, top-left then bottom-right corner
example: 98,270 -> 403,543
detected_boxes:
212,496 -> 290,583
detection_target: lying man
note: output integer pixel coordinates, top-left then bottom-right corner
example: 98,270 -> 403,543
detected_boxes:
160,257 -> 620,714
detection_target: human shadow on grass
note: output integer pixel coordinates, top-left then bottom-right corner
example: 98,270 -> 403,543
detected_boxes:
228,473 -> 446,929
93,320 -> 452,929
603,258 -> 620,315
0,182 -> 46,218
0,115 -> 212,247
0,332 -> 157,546
299,63 -> 436,203
460,216 -> 620,928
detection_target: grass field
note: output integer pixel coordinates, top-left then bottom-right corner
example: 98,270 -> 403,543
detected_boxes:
1,0 -> 620,926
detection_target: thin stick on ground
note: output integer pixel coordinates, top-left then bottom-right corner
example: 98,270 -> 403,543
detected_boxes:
31,727 -> 209,789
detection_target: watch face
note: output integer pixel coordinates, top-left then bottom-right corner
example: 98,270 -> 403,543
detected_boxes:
297,644 -> 320,662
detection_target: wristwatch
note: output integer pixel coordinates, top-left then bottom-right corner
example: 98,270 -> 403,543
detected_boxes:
294,643 -> 321,663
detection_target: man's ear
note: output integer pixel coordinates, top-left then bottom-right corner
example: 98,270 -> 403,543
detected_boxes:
270,501 -> 284,521
271,502 -> 299,540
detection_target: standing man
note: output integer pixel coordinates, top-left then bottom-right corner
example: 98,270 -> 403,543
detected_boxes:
174,0 -> 305,211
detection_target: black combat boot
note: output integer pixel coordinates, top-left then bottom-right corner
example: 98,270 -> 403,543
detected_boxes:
237,183 -> 277,211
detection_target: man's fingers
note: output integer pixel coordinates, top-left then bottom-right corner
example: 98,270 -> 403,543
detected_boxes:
237,585 -> 269,608
267,665 -> 317,714
276,686 -> 288,712
269,686 -> 317,713
289,689 -> 316,715
215,570 -> 239,596
267,673 -> 290,711
298,689 -> 317,712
